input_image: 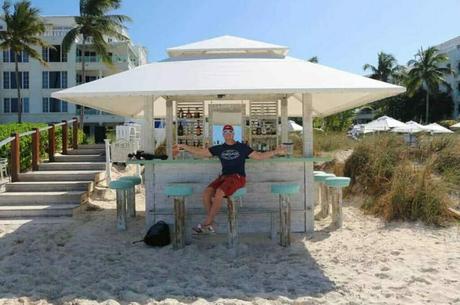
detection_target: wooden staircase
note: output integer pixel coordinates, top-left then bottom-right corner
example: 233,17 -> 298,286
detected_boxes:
0,144 -> 106,218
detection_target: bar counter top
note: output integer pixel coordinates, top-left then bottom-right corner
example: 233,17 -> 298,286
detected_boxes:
127,156 -> 333,165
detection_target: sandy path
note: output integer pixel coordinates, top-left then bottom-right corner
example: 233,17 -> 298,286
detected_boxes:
0,170 -> 459,305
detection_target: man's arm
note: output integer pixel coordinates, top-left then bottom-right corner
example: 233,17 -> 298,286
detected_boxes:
174,144 -> 212,158
248,145 -> 286,160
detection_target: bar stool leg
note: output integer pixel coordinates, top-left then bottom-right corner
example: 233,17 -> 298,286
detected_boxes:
127,186 -> 136,217
173,197 -> 185,250
315,183 -> 321,207
227,198 -> 238,251
331,188 -> 343,228
319,184 -> 330,218
116,189 -> 127,231
279,194 -> 291,247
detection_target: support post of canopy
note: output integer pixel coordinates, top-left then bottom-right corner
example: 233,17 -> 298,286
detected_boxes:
143,96 -> 156,229
165,98 -> 174,159
302,93 -> 315,234
281,97 -> 288,143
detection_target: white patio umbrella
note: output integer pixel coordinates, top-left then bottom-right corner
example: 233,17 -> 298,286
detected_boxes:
392,120 -> 425,133
289,120 -> 303,131
450,122 -> 460,129
363,115 -> 407,132
52,35 -> 405,118
423,123 -> 454,134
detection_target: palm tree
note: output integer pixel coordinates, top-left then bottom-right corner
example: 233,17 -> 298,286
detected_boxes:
406,47 -> 454,123
62,0 -> 131,128
363,52 -> 403,83
0,0 -> 49,123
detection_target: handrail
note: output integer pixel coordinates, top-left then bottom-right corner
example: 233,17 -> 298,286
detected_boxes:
39,126 -> 53,132
19,130 -> 37,137
54,122 -> 66,127
0,137 -> 14,148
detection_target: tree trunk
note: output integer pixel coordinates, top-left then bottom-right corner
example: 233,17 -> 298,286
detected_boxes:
79,38 -> 86,130
425,90 -> 430,124
14,52 -> 22,124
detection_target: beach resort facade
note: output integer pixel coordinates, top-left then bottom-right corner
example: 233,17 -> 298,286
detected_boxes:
0,16 -> 148,142
435,35 -> 460,118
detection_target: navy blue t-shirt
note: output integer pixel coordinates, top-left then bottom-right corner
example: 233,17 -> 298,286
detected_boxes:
209,142 -> 254,176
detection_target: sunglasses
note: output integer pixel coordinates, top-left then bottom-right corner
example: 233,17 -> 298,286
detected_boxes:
223,130 -> 234,135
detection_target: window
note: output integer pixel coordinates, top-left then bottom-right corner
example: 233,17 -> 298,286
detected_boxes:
3,72 -> 29,89
3,97 -> 29,113
2,49 -> 29,63
76,74 -> 97,84
42,97 -> 67,113
42,45 -> 67,62
42,71 -> 67,88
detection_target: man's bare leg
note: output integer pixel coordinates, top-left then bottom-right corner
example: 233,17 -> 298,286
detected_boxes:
202,187 -> 215,214
204,188 -> 225,226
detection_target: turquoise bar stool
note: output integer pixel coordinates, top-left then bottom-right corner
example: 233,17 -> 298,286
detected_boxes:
109,179 -> 134,231
313,171 -> 326,208
119,175 -> 142,217
314,173 -> 336,219
225,187 -> 246,252
325,177 -> 351,228
271,183 -> 300,247
164,184 -> 193,250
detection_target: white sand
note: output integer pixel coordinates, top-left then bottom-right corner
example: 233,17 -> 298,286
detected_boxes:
0,166 -> 459,305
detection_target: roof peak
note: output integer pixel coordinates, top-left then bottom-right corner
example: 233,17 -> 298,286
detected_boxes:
167,35 -> 289,58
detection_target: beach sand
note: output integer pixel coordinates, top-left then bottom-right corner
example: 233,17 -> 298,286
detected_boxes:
0,166 -> 459,305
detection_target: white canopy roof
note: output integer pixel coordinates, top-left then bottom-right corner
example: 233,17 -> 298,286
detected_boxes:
364,116 -> 407,132
423,123 -> 454,134
450,122 -> 460,129
52,36 -> 405,118
289,120 -> 303,132
392,120 -> 426,133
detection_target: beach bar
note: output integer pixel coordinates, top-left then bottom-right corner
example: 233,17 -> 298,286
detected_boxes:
52,35 -> 405,234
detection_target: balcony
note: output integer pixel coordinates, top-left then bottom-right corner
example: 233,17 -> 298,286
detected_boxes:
76,55 -> 135,65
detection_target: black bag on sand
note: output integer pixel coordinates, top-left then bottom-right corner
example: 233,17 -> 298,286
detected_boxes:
133,221 -> 171,247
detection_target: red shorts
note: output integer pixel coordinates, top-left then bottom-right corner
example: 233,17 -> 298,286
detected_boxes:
207,174 -> 246,197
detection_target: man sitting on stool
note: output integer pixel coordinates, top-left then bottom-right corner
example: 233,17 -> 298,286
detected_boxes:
174,124 -> 286,233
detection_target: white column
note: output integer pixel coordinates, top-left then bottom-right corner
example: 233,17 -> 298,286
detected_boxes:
281,97 -> 288,143
165,98 -> 174,159
143,96 -> 156,229
302,93 -> 315,234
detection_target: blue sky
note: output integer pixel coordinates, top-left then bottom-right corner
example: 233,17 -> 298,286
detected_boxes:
32,0 -> 460,74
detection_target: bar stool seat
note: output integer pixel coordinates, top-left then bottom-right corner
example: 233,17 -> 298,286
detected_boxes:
325,177 -> 351,228
271,183 -> 300,247
119,175 -> 142,217
165,184 -> 193,250
109,179 -> 134,231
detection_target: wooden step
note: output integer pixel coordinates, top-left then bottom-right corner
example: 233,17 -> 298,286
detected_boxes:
54,154 -> 106,162
6,181 -> 94,192
19,171 -> 105,182
39,162 -> 106,171
67,149 -> 105,155
78,144 -> 105,149
0,191 -> 88,206
0,204 -> 83,218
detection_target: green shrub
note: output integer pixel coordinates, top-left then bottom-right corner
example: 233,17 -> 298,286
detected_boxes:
0,123 -> 84,172
437,120 -> 458,128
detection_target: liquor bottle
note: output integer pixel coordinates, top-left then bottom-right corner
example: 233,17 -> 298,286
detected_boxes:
186,107 -> 192,119
178,108 -> 184,119
194,107 -> 200,118
256,121 -> 262,135
195,121 -> 202,136
178,121 -> 184,136
261,121 -> 267,135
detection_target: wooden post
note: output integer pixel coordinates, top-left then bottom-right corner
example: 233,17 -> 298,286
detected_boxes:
127,185 -> 136,217
32,128 -> 40,171
173,197 -> 185,250
116,189 -> 127,231
10,133 -> 20,182
302,93 -> 315,234
227,199 -> 239,252
48,124 -> 56,162
144,96 -> 156,229
281,97 -> 288,143
331,188 -> 343,228
61,120 -> 68,155
166,98 -> 174,159
72,117 -> 79,149
279,195 -> 291,247
319,183 -> 330,218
